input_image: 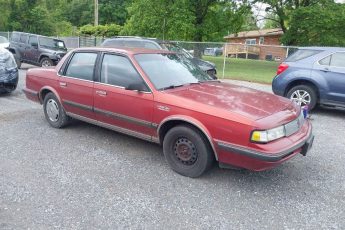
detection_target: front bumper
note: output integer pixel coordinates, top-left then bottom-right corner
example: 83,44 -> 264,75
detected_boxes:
216,120 -> 314,171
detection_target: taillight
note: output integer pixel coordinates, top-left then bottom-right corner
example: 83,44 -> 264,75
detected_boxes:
277,63 -> 289,75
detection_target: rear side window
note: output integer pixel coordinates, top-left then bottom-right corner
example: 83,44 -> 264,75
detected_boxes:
65,52 -> 98,81
19,34 -> 28,43
330,52 -> 345,68
285,49 -> 322,62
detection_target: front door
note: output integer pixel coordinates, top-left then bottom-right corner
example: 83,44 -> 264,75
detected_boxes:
58,52 -> 98,119
94,53 -> 155,139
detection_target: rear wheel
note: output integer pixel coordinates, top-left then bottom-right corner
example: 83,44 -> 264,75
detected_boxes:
163,125 -> 214,178
286,85 -> 317,110
43,93 -> 70,128
40,57 -> 53,67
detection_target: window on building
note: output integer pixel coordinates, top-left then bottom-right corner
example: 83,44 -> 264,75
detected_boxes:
245,39 -> 256,45
259,37 -> 264,45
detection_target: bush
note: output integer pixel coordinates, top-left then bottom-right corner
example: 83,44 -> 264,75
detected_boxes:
79,24 -> 122,37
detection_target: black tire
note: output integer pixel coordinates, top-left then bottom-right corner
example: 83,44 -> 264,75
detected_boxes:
286,85 -> 317,110
163,125 -> 215,178
43,92 -> 70,128
40,57 -> 54,67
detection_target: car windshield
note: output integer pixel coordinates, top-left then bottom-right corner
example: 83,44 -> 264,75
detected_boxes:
0,36 -> 8,44
135,53 -> 213,90
38,37 -> 66,50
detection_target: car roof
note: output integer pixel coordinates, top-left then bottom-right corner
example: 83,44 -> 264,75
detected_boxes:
298,46 -> 345,52
104,36 -> 168,44
12,31 -> 64,42
73,47 -> 175,55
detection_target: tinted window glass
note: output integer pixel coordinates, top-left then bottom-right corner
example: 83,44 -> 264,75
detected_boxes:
39,37 -> 66,50
20,34 -> 28,43
65,52 -> 97,81
330,53 -> 345,68
28,36 -> 38,45
101,54 -> 144,88
319,55 -> 331,66
11,33 -> 20,42
285,49 -> 322,62
135,53 -> 212,90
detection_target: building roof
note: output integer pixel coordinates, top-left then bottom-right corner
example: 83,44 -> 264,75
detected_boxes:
224,28 -> 283,39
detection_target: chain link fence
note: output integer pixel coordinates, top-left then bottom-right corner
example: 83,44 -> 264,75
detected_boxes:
1,31 -> 300,82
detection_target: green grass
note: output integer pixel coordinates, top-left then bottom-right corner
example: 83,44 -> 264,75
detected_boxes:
203,56 -> 279,84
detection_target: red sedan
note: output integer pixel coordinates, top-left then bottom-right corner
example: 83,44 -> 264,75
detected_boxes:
23,47 -> 314,177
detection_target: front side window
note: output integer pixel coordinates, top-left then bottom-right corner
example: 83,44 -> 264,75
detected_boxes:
330,52 -> 345,68
135,53 -> 212,90
101,54 -> 144,88
65,52 -> 97,81
28,36 -> 38,46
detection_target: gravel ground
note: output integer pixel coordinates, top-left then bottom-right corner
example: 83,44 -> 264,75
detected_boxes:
1,65 -> 345,229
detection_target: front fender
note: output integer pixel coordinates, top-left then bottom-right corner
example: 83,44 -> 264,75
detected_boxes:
157,115 -> 218,160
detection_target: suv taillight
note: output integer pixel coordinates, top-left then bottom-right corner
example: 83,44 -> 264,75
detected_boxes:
277,63 -> 289,75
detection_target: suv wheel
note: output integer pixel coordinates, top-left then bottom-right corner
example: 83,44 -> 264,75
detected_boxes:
286,85 -> 317,110
40,57 -> 53,67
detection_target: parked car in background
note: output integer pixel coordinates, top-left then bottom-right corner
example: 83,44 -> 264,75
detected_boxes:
23,47 -> 313,177
272,47 -> 345,110
0,48 -> 18,93
0,36 -> 9,49
8,31 -> 67,68
204,47 -> 223,56
101,36 -> 218,79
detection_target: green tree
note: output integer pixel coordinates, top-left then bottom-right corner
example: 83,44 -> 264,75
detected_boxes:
282,2 -> 345,46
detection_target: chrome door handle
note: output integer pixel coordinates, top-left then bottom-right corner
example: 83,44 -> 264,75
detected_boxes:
59,82 -> 67,87
96,90 -> 107,96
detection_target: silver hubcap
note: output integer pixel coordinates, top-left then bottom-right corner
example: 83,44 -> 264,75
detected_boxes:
290,90 -> 311,106
42,60 -> 52,67
46,99 -> 59,122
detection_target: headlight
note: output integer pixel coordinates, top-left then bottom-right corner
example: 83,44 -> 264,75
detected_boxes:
251,126 -> 285,143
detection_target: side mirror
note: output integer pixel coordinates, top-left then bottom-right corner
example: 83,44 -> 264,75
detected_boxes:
125,82 -> 148,92
31,43 -> 38,49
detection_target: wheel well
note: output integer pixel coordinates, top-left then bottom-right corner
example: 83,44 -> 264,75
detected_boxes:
8,49 -> 16,54
285,80 -> 320,101
39,55 -> 49,62
40,89 -> 52,103
158,120 -> 216,158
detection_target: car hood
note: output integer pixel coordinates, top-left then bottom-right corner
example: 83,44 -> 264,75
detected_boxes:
164,82 -> 295,121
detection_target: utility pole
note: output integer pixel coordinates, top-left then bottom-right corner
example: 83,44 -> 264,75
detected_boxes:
94,0 -> 99,26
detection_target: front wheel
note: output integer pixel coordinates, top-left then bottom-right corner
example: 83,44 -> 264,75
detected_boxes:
43,93 -> 70,128
286,85 -> 317,110
163,125 -> 214,178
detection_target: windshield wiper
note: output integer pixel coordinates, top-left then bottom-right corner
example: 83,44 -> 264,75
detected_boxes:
160,84 -> 184,91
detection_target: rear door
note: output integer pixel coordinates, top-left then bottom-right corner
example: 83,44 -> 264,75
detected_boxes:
93,53 -> 155,139
26,35 -> 40,64
58,51 -> 98,119
18,33 -> 28,61
316,52 -> 345,104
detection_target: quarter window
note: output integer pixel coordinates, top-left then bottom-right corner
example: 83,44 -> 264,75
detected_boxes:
65,52 -> 97,81
330,52 -> 345,68
100,54 -> 144,88
319,55 -> 331,66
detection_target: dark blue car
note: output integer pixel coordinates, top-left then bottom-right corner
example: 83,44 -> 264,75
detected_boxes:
0,48 -> 18,93
272,47 -> 345,110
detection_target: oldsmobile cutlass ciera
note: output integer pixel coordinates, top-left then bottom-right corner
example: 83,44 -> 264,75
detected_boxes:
23,47 -> 314,177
